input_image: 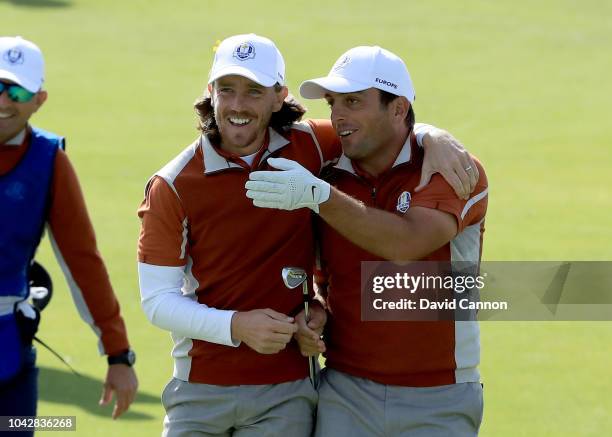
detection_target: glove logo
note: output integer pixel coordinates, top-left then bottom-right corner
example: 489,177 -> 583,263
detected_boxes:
396,191 -> 411,213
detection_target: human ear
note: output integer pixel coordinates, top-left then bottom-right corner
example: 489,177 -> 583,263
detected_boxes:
273,86 -> 289,112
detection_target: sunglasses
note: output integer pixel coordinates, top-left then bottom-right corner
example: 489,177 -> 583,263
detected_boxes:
0,81 -> 36,103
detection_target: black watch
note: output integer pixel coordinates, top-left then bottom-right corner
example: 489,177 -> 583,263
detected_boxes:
107,349 -> 136,367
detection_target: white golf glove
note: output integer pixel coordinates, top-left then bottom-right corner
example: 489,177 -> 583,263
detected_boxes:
246,158 -> 331,213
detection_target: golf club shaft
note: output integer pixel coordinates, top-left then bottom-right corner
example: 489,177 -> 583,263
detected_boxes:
302,282 -> 316,386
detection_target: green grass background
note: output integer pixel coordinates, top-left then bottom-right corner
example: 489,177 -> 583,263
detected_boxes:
3,0 -> 612,435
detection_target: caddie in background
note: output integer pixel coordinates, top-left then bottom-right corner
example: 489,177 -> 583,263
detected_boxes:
0,36 -> 138,426
137,33 -> 478,436
246,46 -> 489,436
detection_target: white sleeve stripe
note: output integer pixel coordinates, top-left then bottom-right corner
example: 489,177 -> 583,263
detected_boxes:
179,218 -> 188,260
461,188 -> 489,220
148,141 -> 198,198
292,122 -> 324,173
138,262 -> 239,347
49,227 -> 104,355
322,158 -> 339,168
156,176 -> 180,197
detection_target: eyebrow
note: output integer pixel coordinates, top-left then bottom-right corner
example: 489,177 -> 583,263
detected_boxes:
215,80 -> 264,90
325,91 -> 365,99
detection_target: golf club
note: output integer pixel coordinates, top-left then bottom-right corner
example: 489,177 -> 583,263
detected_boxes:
281,267 -> 316,387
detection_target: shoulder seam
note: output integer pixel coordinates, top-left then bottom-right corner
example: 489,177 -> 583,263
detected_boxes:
290,121 -> 324,171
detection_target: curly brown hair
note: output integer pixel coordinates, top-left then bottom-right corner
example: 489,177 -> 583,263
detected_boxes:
194,84 -> 307,145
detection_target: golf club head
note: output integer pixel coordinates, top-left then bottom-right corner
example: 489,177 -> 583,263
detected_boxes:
281,267 -> 307,289
29,261 -> 53,312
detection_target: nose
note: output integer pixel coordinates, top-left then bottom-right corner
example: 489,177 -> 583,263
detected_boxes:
330,102 -> 345,124
0,89 -> 12,105
227,92 -> 248,114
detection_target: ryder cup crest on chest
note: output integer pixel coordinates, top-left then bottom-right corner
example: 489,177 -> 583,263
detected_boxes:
396,191 -> 411,213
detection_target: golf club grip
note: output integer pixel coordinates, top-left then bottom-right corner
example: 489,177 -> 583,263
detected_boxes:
302,282 -> 310,322
302,282 -> 316,386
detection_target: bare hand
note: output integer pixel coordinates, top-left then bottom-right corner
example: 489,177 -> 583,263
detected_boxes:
231,308 -> 297,354
417,128 -> 479,199
294,305 -> 327,357
99,364 -> 138,419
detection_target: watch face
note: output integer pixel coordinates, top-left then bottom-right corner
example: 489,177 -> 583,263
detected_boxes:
127,349 -> 136,365
109,349 -> 136,366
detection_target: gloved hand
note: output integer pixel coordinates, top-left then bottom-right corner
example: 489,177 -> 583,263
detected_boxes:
246,158 -> 331,213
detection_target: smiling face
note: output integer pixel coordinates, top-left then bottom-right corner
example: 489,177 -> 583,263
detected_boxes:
325,88 -> 393,160
326,88 -> 407,172
0,80 -> 47,144
209,75 -> 287,156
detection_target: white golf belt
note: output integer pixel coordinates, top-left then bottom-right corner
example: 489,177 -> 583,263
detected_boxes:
0,297 -> 22,316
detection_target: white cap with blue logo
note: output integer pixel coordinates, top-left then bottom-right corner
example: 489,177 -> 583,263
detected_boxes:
299,46 -> 415,103
208,34 -> 285,87
0,36 -> 45,93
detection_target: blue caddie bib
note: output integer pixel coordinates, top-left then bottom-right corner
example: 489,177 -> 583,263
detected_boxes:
0,126 -> 64,382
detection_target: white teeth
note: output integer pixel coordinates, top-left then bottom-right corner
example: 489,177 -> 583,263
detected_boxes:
229,117 -> 251,125
339,130 -> 355,137
0,112 -> 13,119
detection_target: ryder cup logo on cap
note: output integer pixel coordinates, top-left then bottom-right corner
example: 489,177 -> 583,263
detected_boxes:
332,55 -> 350,72
300,46 -> 415,103
4,48 -> 24,65
0,36 -> 45,93
208,33 -> 285,87
233,42 -> 256,61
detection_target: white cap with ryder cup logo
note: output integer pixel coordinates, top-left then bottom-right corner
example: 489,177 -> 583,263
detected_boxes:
299,46 -> 415,103
208,34 -> 285,87
0,36 -> 45,93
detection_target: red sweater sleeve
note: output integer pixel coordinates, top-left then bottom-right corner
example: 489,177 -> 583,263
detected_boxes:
47,150 -> 130,356
137,176 -> 189,267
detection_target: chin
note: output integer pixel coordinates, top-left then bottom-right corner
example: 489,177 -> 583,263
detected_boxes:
340,139 -> 361,155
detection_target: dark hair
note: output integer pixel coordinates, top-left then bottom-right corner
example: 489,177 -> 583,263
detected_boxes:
194,84 -> 307,145
378,89 -> 415,132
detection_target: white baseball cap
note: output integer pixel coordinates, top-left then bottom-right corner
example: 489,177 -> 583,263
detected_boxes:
300,46 -> 415,103
0,36 -> 45,92
208,34 -> 285,87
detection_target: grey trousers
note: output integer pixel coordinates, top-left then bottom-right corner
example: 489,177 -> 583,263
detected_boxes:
315,368 -> 483,437
161,377 -> 317,437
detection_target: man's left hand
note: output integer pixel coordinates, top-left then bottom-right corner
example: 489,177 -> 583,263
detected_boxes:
417,128 -> 479,200
99,364 -> 138,419
246,158 -> 330,212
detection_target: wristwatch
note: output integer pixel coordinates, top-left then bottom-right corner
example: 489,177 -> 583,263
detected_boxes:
107,349 -> 136,367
